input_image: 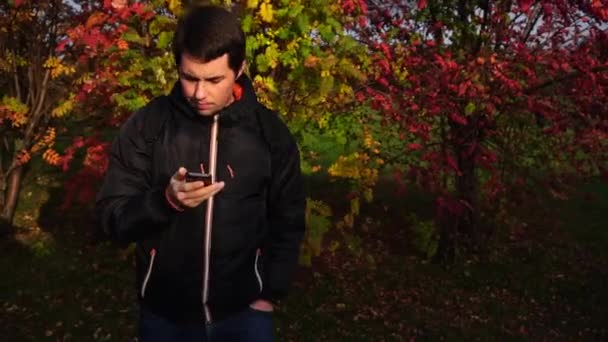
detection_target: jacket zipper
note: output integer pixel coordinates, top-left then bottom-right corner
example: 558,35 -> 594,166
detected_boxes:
140,248 -> 156,298
254,249 -> 263,292
202,114 -> 220,324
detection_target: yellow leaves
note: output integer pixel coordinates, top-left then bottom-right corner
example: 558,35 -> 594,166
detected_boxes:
0,51 -> 26,72
328,152 -> 377,181
259,1 -> 274,23
264,42 -> 280,68
51,97 -> 74,118
247,0 -> 259,9
317,115 -> 329,129
394,64 -> 409,82
307,198 -> 332,218
43,57 -> 75,79
42,57 -> 60,68
167,0 -> 182,15
0,96 -> 29,127
363,128 -> 381,151
253,74 -> 278,94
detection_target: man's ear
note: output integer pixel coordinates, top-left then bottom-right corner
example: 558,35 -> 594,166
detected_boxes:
236,61 -> 246,79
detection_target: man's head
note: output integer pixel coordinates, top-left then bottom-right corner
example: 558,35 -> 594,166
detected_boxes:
173,6 -> 246,116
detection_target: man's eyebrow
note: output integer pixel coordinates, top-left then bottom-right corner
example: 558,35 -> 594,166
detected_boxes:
179,71 -> 225,81
205,75 -> 225,81
179,70 -> 199,79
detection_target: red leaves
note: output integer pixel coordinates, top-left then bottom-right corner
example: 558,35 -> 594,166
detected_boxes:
357,0 -> 368,14
446,155 -> 461,175
379,43 -> 392,59
591,0 -> 608,20
341,0 -> 355,14
417,0 -> 428,10
408,143 -> 422,151
378,59 -> 391,74
450,113 -> 468,126
518,0 -> 534,13
377,77 -> 390,88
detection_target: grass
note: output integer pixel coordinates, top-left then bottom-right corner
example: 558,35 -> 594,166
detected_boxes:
1,171 -> 607,341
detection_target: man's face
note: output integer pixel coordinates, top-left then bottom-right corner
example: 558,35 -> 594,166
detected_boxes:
178,53 -> 243,116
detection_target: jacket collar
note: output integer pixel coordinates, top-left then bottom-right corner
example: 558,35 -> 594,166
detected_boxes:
168,74 -> 258,126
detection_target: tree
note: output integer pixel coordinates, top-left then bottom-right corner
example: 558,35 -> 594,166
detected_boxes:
62,0 -> 372,263
0,0 -> 92,232
341,0 -> 608,262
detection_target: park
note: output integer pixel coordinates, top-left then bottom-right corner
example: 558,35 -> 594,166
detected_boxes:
1,0 -> 607,340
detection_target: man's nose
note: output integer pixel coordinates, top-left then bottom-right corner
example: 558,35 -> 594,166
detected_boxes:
193,82 -> 206,99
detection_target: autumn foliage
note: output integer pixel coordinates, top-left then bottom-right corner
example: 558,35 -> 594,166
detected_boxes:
2,0 -> 607,264
339,0 -> 608,261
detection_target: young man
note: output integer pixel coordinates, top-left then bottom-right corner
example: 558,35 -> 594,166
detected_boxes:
96,5 -> 305,341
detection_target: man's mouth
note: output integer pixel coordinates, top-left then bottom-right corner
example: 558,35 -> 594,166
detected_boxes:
194,102 -> 212,110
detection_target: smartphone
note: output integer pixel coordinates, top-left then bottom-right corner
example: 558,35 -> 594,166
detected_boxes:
185,172 -> 212,185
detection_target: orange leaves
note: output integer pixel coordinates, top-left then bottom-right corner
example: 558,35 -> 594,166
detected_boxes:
85,12 -> 108,29
304,55 -> 321,68
111,0 -> 128,10
16,150 -> 31,166
116,39 -> 129,50
31,127 -> 56,153
42,149 -> 61,166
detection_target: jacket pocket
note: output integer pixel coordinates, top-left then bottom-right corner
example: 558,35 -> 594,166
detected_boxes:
254,249 -> 263,293
141,248 -> 157,298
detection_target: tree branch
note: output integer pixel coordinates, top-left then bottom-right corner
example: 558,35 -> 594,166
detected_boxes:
525,65 -> 608,95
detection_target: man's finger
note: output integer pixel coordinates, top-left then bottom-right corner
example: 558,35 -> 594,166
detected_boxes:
180,182 -> 225,204
173,167 -> 187,182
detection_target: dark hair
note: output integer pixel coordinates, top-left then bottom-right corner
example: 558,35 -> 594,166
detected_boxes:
173,5 -> 245,74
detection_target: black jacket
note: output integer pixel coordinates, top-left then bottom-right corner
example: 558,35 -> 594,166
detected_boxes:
96,76 -> 305,323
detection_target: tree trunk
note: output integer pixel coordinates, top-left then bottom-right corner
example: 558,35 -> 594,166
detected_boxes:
0,166 -> 24,233
456,148 -> 479,246
434,121 -> 480,264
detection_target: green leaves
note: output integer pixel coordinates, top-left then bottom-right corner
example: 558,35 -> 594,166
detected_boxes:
156,31 -> 173,49
465,102 -> 476,115
121,28 -> 144,45
300,198 -> 332,266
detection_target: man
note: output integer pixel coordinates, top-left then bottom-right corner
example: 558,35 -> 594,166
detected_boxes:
96,5 -> 305,341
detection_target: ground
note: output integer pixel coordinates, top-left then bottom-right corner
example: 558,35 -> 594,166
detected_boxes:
1,172 -> 606,341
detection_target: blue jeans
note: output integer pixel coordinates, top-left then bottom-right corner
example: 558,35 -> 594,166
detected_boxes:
138,306 -> 275,342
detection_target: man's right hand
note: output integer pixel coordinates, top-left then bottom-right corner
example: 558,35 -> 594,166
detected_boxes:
165,167 -> 224,209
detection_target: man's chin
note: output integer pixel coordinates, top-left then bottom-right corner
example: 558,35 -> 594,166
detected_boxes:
197,110 -> 216,117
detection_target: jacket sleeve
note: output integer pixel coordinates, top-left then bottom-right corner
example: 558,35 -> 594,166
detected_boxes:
259,122 -> 306,303
95,112 -> 175,244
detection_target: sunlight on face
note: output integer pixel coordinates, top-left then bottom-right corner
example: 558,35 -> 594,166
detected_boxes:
179,53 -> 243,116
